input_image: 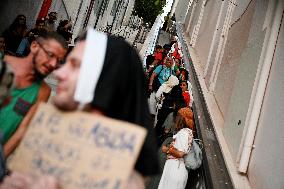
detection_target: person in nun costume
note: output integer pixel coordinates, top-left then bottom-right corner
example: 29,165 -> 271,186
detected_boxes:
0,29 -> 159,189
90,36 -> 160,178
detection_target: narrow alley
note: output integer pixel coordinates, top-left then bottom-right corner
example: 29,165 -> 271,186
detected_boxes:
0,0 -> 284,189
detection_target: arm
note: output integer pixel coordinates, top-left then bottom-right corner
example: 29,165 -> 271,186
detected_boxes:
147,59 -> 159,73
148,71 -> 157,92
4,82 -> 51,157
162,145 -> 186,158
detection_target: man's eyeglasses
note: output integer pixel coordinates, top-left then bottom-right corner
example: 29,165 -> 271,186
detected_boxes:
37,42 -> 64,67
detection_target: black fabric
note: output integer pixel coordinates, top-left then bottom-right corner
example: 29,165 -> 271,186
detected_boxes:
2,29 -> 23,54
152,76 -> 160,92
155,85 -> 186,144
0,144 -> 5,182
155,107 -> 173,146
146,54 -> 155,70
91,36 -> 160,176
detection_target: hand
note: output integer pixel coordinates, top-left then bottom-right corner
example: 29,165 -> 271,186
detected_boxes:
169,142 -> 174,148
161,145 -> 169,153
0,172 -> 60,189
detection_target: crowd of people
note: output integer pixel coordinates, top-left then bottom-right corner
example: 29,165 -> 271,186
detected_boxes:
0,12 -> 73,58
0,10 -> 197,189
144,34 -> 196,189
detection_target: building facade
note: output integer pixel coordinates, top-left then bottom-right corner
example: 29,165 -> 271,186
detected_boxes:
174,0 -> 284,189
0,0 -> 134,43
63,0 -> 134,41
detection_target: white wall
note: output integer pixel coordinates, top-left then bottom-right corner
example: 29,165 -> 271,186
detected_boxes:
182,0 -> 284,188
193,0 -> 222,71
222,0 -> 268,160
175,0 -> 190,23
248,8 -> 284,189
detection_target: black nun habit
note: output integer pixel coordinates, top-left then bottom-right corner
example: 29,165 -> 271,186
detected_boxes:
91,36 -> 160,176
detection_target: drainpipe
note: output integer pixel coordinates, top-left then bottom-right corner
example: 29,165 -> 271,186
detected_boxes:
238,0 -> 284,173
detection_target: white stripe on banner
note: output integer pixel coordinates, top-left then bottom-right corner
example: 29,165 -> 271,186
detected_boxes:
74,28 -> 108,107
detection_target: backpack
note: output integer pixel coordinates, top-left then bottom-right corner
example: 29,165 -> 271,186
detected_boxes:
184,139 -> 203,170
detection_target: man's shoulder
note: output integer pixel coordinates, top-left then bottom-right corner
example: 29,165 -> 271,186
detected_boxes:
4,55 -> 17,63
4,55 -> 26,68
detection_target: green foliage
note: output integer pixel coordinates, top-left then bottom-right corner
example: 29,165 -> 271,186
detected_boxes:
133,0 -> 166,26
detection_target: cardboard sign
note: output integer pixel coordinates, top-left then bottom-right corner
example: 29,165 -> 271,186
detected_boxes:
8,103 -> 147,189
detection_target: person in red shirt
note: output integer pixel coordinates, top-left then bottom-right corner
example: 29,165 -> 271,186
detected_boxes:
180,80 -> 191,107
147,45 -> 164,73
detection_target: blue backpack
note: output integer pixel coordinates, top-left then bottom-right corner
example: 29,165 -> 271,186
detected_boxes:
184,139 -> 203,170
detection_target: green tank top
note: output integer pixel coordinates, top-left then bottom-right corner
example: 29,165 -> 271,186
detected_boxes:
0,81 -> 41,144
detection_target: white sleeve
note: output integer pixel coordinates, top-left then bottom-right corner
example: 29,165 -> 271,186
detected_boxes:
175,129 -> 193,153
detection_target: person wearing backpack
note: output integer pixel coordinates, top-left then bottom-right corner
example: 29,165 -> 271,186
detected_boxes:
158,107 -> 194,189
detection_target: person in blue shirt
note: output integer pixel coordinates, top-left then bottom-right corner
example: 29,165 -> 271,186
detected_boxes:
148,56 -> 175,92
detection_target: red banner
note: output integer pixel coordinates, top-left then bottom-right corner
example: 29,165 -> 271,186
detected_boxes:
37,0 -> 53,20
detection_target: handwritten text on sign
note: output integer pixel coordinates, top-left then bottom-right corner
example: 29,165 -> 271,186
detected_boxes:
8,103 -> 146,189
